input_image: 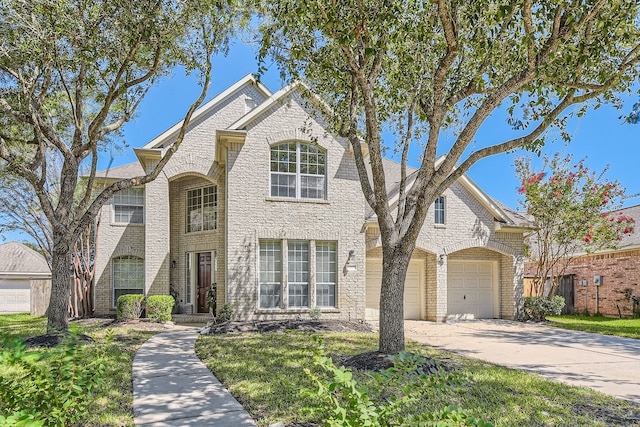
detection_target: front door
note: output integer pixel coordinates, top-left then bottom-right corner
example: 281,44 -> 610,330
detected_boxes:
197,252 -> 211,313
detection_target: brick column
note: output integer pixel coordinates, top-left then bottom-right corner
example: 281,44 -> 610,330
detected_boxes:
435,254 -> 448,321
145,174 -> 170,296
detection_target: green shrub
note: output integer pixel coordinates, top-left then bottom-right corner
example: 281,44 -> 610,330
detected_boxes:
116,294 -> 145,321
0,333 -> 106,426
207,283 -> 217,314
146,295 -> 175,322
216,303 -> 235,323
523,296 -> 565,321
309,308 -> 322,320
305,341 -> 491,427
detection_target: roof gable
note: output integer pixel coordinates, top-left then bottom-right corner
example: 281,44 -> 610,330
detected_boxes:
141,74 -> 272,150
365,157 -> 521,225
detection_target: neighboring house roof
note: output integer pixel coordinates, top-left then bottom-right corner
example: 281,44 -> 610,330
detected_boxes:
606,203 -> 640,250
524,203 -> 640,270
0,242 -> 50,277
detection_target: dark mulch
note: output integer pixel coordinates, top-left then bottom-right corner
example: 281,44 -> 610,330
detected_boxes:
23,333 -> 95,349
207,319 -> 375,335
336,350 -> 458,374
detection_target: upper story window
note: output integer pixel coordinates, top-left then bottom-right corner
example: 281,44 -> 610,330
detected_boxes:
113,188 -> 144,224
270,142 -> 326,200
186,185 -> 217,233
434,196 -> 445,225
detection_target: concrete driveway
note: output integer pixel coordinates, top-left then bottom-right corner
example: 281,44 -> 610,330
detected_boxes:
404,320 -> 640,404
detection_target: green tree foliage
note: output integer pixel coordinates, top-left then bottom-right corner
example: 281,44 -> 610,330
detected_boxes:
516,153 -> 635,297
260,1 -> 640,353
0,0 -> 247,334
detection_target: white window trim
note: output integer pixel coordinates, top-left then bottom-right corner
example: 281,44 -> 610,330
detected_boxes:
269,142 -> 327,200
434,195 -> 446,226
258,240 -> 283,309
186,184 -> 217,233
112,256 -> 145,307
112,188 -> 145,225
258,239 -> 338,311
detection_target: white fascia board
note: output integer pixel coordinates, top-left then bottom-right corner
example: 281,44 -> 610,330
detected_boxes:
229,80 -> 333,131
141,74 -> 272,150
458,175 -> 508,222
0,272 -> 51,279
228,82 -> 298,130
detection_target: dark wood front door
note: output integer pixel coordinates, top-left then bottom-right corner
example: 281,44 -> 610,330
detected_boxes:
197,252 -> 211,313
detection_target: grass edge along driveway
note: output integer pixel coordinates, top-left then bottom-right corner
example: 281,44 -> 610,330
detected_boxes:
196,330 -> 640,427
547,315 -> 640,340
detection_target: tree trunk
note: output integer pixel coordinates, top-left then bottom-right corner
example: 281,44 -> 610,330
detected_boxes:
378,246 -> 413,354
47,242 -> 72,335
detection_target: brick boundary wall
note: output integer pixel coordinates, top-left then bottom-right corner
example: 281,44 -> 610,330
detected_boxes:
525,249 -> 640,317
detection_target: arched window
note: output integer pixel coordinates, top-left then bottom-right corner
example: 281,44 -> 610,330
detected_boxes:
270,142 -> 326,199
112,256 -> 144,305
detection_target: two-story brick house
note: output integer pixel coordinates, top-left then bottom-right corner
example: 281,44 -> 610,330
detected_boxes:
93,74 -> 530,322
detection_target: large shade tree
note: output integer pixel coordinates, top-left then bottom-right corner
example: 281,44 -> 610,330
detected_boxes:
0,0 -> 246,334
261,0 -> 640,353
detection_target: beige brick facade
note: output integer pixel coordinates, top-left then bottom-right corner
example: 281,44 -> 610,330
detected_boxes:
93,76 -> 526,321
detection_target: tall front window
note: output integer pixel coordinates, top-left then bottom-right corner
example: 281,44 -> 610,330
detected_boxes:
434,196 -> 445,225
113,256 -> 144,305
270,142 -> 326,199
259,240 -> 282,308
288,241 -> 309,307
316,242 -> 337,307
186,185 -> 217,232
113,188 -> 144,224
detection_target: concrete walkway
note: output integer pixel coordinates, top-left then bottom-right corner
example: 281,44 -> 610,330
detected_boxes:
405,319 -> 640,404
133,327 -> 257,426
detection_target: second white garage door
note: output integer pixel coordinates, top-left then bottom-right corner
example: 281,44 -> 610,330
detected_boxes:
448,261 -> 495,319
366,259 -> 422,320
0,279 -> 31,313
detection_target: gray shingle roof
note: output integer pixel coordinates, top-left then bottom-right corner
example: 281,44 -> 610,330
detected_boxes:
613,203 -> 640,249
94,162 -> 145,179
364,157 -> 531,227
0,242 -> 50,274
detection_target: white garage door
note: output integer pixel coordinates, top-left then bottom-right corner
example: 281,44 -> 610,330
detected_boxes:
0,279 -> 31,313
366,259 -> 422,320
448,261 -> 494,319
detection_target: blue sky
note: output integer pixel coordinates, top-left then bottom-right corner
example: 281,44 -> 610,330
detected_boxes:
111,39 -> 639,209
4,38 -> 639,242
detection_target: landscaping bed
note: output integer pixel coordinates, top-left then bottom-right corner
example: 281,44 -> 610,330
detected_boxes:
196,328 -> 640,427
205,319 -> 374,334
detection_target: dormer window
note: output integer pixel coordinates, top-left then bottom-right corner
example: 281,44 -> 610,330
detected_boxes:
270,142 -> 326,199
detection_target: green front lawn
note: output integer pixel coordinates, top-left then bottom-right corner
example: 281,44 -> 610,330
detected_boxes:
547,315 -> 640,339
196,331 -> 640,427
0,314 -> 159,426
